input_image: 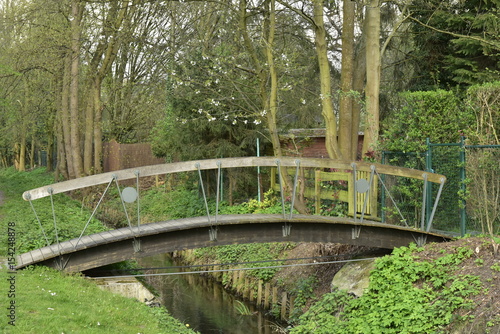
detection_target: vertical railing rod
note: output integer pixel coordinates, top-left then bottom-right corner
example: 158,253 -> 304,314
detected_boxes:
115,176 -> 133,230
352,163 -> 357,222
26,194 -> 51,246
421,174 -> 428,232
360,165 -> 376,222
196,163 -> 212,225
48,188 -> 62,255
276,160 -> 286,219
215,161 -> 222,224
135,171 -> 140,228
289,159 -> 300,219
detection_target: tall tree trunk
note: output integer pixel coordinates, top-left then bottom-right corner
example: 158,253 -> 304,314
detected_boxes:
30,134 -> 35,169
18,135 -> 26,171
47,131 -> 54,172
351,38 -> 366,160
70,0 -> 84,177
55,118 -> 67,180
83,84 -> 95,175
93,80 -> 103,173
312,0 -> 341,160
83,0 -> 131,174
240,0 -> 308,213
363,0 -> 381,156
264,0 -> 283,158
339,0 -> 356,160
61,53 -> 74,178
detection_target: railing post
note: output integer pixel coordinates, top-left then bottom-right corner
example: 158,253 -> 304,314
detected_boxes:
459,136 -> 467,237
421,173 -> 428,231
352,163 -> 357,222
425,138 -> 433,229
315,170 -> 320,215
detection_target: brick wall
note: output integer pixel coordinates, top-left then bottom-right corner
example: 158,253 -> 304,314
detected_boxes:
282,129 -> 364,159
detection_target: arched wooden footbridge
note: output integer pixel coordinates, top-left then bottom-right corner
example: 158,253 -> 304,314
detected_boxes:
16,157 -> 451,272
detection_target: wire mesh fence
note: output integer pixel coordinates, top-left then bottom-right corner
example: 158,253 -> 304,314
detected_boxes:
382,138 -> 500,236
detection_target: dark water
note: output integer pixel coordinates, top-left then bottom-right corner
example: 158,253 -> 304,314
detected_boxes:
139,254 -> 282,334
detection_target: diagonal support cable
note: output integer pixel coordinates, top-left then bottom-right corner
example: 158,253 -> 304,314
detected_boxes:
374,169 -> 409,227
276,159 -> 286,219
426,177 -> 446,232
196,163 -> 211,225
26,194 -> 50,247
360,165 -> 376,222
196,163 -> 217,241
48,188 -> 62,255
114,176 -> 133,230
75,176 -> 115,249
289,159 -> 300,219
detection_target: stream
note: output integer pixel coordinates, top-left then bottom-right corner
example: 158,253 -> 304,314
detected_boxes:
139,253 -> 283,334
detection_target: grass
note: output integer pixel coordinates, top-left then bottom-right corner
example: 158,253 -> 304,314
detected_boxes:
0,167 -> 197,333
0,167 -> 107,253
0,266 -> 195,333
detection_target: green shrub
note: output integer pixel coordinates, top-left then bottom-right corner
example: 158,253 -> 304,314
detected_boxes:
291,243 -> 482,334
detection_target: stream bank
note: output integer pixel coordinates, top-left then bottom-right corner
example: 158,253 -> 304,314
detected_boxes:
139,253 -> 282,334
171,242 -> 389,327
93,276 -> 157,304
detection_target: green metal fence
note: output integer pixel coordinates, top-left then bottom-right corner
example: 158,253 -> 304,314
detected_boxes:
382,138 -> 500,237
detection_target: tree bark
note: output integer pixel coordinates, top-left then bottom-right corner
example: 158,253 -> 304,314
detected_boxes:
339,0 -> 356,160
363,0 -> 381,157
312,0 -> 341,160
239,0 -> 308,213
61,53 -> 74,178
70,0 -> 84,177
83,0 -> 131,174
351,37 -> 366,160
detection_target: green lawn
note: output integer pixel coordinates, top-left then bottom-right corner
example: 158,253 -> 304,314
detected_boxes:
0,167 -> 196,333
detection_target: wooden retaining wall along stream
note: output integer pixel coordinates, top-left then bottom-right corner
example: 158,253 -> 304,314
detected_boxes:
210,268 -> 295,320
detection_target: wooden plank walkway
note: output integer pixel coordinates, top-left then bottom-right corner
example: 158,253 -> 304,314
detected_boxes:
16,214 -> 451,272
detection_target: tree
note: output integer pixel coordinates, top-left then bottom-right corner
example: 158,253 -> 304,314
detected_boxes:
69,0 -> 84,177
338,0 -> 356,160
362,0 -> 381,157
407,0 -> 500,89
0,0 -> 63,172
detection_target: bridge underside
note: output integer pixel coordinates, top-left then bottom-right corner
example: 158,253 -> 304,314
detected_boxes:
16,214 -> 450,272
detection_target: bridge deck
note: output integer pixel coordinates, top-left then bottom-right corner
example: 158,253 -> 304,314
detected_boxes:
16,214 -> 450,272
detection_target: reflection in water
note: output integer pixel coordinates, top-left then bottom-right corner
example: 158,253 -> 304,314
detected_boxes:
140,254 -> 281,334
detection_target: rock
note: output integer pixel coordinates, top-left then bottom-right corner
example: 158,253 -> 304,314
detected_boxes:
330,259 -> 376,297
